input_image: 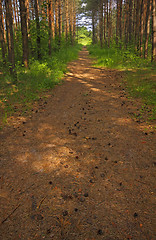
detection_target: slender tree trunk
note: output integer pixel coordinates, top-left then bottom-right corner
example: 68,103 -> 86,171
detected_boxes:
92,9 -> 96,44
19,0 -> 29,67
13,0 -> 18,29
99,0 -> 103,48
34,0 -> 41,59
58,0 -> 61,45
0,0 -> 6,62
70,0 -> 74,45
73,0 -> 76,42
144,0 -> 152,58
135,0 -> 141,50
128,0 -> 133,43
106,0 -> 109,45
103,1 -> 106,44
124,0 -> 129,46
152,0 -> 156,61
16,0 -> 20,28
55,0 -> 59,37
65,0 -> 69,40
107,0 -> 111,47
140,0 -> 144,56
26,0 -> 30,31
5,0 -> 16,77
48,0 -> 52,55
119,0 -> 122,42
51,0 -> 55,39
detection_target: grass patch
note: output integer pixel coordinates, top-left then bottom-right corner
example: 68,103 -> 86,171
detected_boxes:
88,44 -> 156,121
0,44 -> 82,127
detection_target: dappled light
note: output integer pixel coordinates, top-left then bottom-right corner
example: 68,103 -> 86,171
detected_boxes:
1,47 -> 155,239
0,0 -> 155,238
0,0 -> 156,235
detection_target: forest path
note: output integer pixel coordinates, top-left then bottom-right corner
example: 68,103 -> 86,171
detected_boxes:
0,47 -> 155,240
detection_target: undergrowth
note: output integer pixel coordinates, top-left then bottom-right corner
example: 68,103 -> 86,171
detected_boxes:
88,44 -> 156,121
0,44 -> 82,127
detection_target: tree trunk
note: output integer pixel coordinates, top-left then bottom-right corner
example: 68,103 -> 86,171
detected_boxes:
92,9 -> 96,44
73,0 -> 76,42
19,0 -> 29,67
70,0 -> 74,45
13,0 -> 18,29
5,0 -> 16,77
51,0 -> 55,39
135,0 -> 141,50
55,0 -> 59,37
144,0 -> 152,58
26,0 -> 30,31
128,0 -> 133,43
103,1 -> 106,44
99,0 -> 103,48
16,0 -> 20,28
58,0 -> 62,45
108,0 -> 112,47
140,0 -> 144,56
48,0 -> 52,55
34,0 -> 41,59
65,0 -> 69,40
0,0 -> 6,62
124,0 -> 129,46
116,0 -> 119,44
119,0 -> 122,42
152,0 -> 156,61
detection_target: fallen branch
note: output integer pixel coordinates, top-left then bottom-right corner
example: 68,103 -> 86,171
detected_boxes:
37,195 -> 47,209
0,204 -> 21,225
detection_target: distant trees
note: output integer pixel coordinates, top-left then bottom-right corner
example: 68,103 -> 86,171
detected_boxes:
85,0 -> 156,62
0,0 -> 79,77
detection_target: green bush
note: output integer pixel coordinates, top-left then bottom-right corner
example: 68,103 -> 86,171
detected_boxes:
0,43 -> 82,127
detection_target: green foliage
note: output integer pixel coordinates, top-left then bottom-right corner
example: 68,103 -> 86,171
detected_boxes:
78,27 -> 92,45
88,44 -> 156,121
88,44 -> 153,69
0,44 -> 82,127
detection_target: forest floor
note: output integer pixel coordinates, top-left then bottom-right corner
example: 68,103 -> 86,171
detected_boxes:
0,47 -> 156,240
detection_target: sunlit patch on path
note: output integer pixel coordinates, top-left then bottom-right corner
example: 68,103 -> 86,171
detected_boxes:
0,47 -> 155,240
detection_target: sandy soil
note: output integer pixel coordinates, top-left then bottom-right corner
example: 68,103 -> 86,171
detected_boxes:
0,47 -> 156,240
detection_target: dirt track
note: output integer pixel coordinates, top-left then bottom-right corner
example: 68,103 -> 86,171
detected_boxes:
0,47 -> 155,240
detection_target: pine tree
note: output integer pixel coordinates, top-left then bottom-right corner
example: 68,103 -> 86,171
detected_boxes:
19,0 -> 29,67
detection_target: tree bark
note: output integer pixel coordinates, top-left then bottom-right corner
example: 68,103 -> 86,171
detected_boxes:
92,9 -> 96,44
5,0 -> 16,77
34,0 -> 41,59
73,0 -> 76,42
19,0 -> 29,67
144,0 -> 152,58
140,0 -> 144,56
65,0 -> 69,40
58,0 -> 62,45
70,0 -> 74,45
48,0 -> 52,55
99,0 -> 103,48
51,0 -> 55,39
128,0 -> 133,43
152,0 -> 156,61
0,0 -> 6,62
26,0 -> 30,31
55,0 -> 59,37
